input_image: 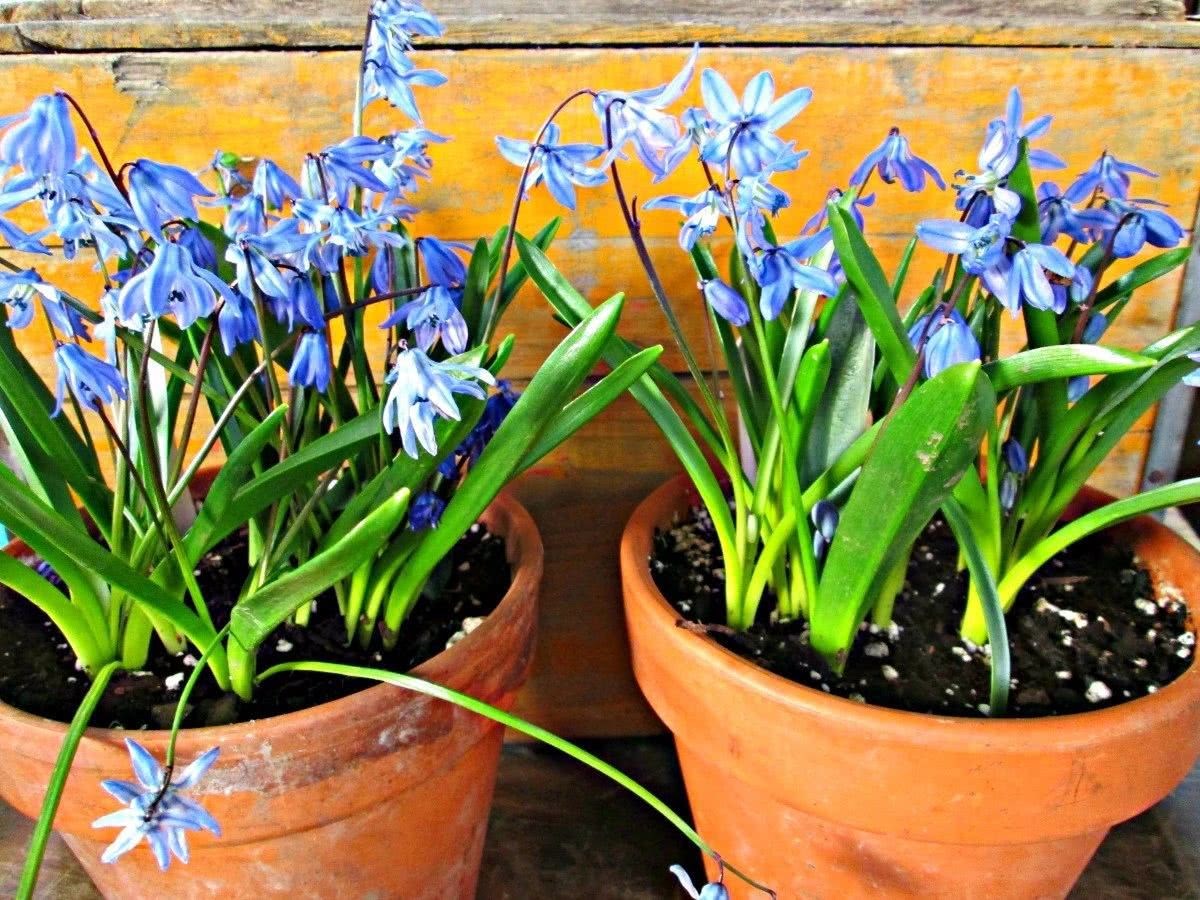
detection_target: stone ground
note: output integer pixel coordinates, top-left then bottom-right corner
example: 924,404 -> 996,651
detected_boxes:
1,738 -> 1198,898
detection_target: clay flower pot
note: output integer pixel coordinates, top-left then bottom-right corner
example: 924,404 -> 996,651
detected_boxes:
0,489 -> 542,899
621,474 -> 1200,900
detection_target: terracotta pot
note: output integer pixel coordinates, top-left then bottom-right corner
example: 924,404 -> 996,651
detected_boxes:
621,474 -> 1200,900
0,488 -> 543,899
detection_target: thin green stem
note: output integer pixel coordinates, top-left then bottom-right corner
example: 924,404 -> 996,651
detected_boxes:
256,660 -> 777,898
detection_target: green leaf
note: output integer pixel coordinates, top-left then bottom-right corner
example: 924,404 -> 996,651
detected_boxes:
804,298 -> 874,483
459,238 -> 492,337
518,346 -> 664,472
811,362 -> 995,663
827,204 -> 915,384
229,488 -> 413,649
1094,247 -> 1192,310
982,345 -> 1155,393
0,553 -> 108,670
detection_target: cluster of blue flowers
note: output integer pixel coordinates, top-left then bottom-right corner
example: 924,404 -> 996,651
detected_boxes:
0,0 -> 515,494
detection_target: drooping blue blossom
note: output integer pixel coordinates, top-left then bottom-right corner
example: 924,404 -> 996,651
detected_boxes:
226,236 -> 291,301
999,242 -> 1075,314
92,739 -> 220,871
370,0 -> 445,60
916,214 -> 1012,276
697,70 -> 812,177
459,379 -> 520,463
252,159 -> 303,210
381,284 -> 468,354
126,160 -> 215,235
176,225 -> 218,271
1000,471 -> 1019,512
372,127 -> 447,201
119,241 -> 236,329
977,87 -> 1064,178
216,289 -> 260,353
382,346 -> 494,458
1002,438 -> 1028,475
408,491 -> 445,531
670,865 -> 729,900
52,342 -> 127,417
1036,182 -> 1116,244
1065,151 -> 1156,203
304,137 -> 393,206
1105,197 -> 1185,258
742,225 -> 837,319
1050,265 -> 1093,314
221,192 -> 269,237
320,205 -> 408,259
0,93 -> 77,177
495,124 -> 607,210
288,331 -> 332,392
270,271 -> 325,333
418,236 -> 468,287
700,278 -> 750,327
849,127 -> 944,193
801,189 -> 874,235
642,185 -> 725,251
0,215 -> 49,254
594,44 -> 698,181
1,268 -> 88,338
362,59 -> 448,122
907,309 -> 981,379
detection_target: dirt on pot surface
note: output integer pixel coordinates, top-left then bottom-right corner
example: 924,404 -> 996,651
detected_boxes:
0,525 -> 511,730
652,507 -> 1194,718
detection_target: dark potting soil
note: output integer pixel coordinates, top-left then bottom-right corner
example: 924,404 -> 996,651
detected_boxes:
0,524 -> 511,730
652,506 -> 1194,718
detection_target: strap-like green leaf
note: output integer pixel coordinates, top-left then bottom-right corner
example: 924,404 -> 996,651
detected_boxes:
811,362 -> 995,664
229,488 -> 413,649
983,345 -> 1155,393
804,298 -> 874,483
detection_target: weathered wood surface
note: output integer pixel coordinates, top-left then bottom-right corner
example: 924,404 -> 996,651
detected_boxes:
0,45 -> 1197,736
1,0 -> 1198,53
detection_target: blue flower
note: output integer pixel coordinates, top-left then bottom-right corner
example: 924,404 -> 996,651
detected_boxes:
849,127 -> 944,192
304,137 -> 393,205
810,499 -> 840,562
496,124 -> 607,210
52,343 -> 126,417
0,93 -> 77,177
288,331 -> 332,392
1105,198 -> 1185,258
801,189 -> 874,234
700,278 -> 750,327
977,88 -> 1064,178
459,380 -> 520,462
670,864 -> 730,900
381,284 -> 468,354
1002,438 -> 1028,475
362,58 -> 447,121
221,193 -> 269,237
418,236 -> 468,287
382,346 -> 494,458
742,225 -> 837,319
1065,151 -> 1156,203
271,272 -> 325,332
119,242 -> 235,329
322,206 -> 408,259
1000,472 -> 1019,512
594,44 -> 699,181
126,160 -> 214,234
251,159 -> 302,210
1050,265 -> 1093,314
1184,351 -> 1200,388
1037,182 -> 1116,244
366,0 -> 444,85
1,268 -> 88,338
999,242 -> 1075,314
217,289 -> 259,353
177,225 -> 218,271
0,216 -> 49,254
408,491 -> 445,531
698,70 -> 812,177
226,237 -> 291,301
916,214 -> 1012,276
953,170 -> 1022,227
92,739 -> 220,871
642,185 -> 725,250
908,309 -> 981,378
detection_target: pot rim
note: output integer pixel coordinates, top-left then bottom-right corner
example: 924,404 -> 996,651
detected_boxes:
0,488 -> 543,749
622,473 -> 1200,747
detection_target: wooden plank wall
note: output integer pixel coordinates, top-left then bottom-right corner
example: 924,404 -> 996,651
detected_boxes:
1,2 -> 1198,736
